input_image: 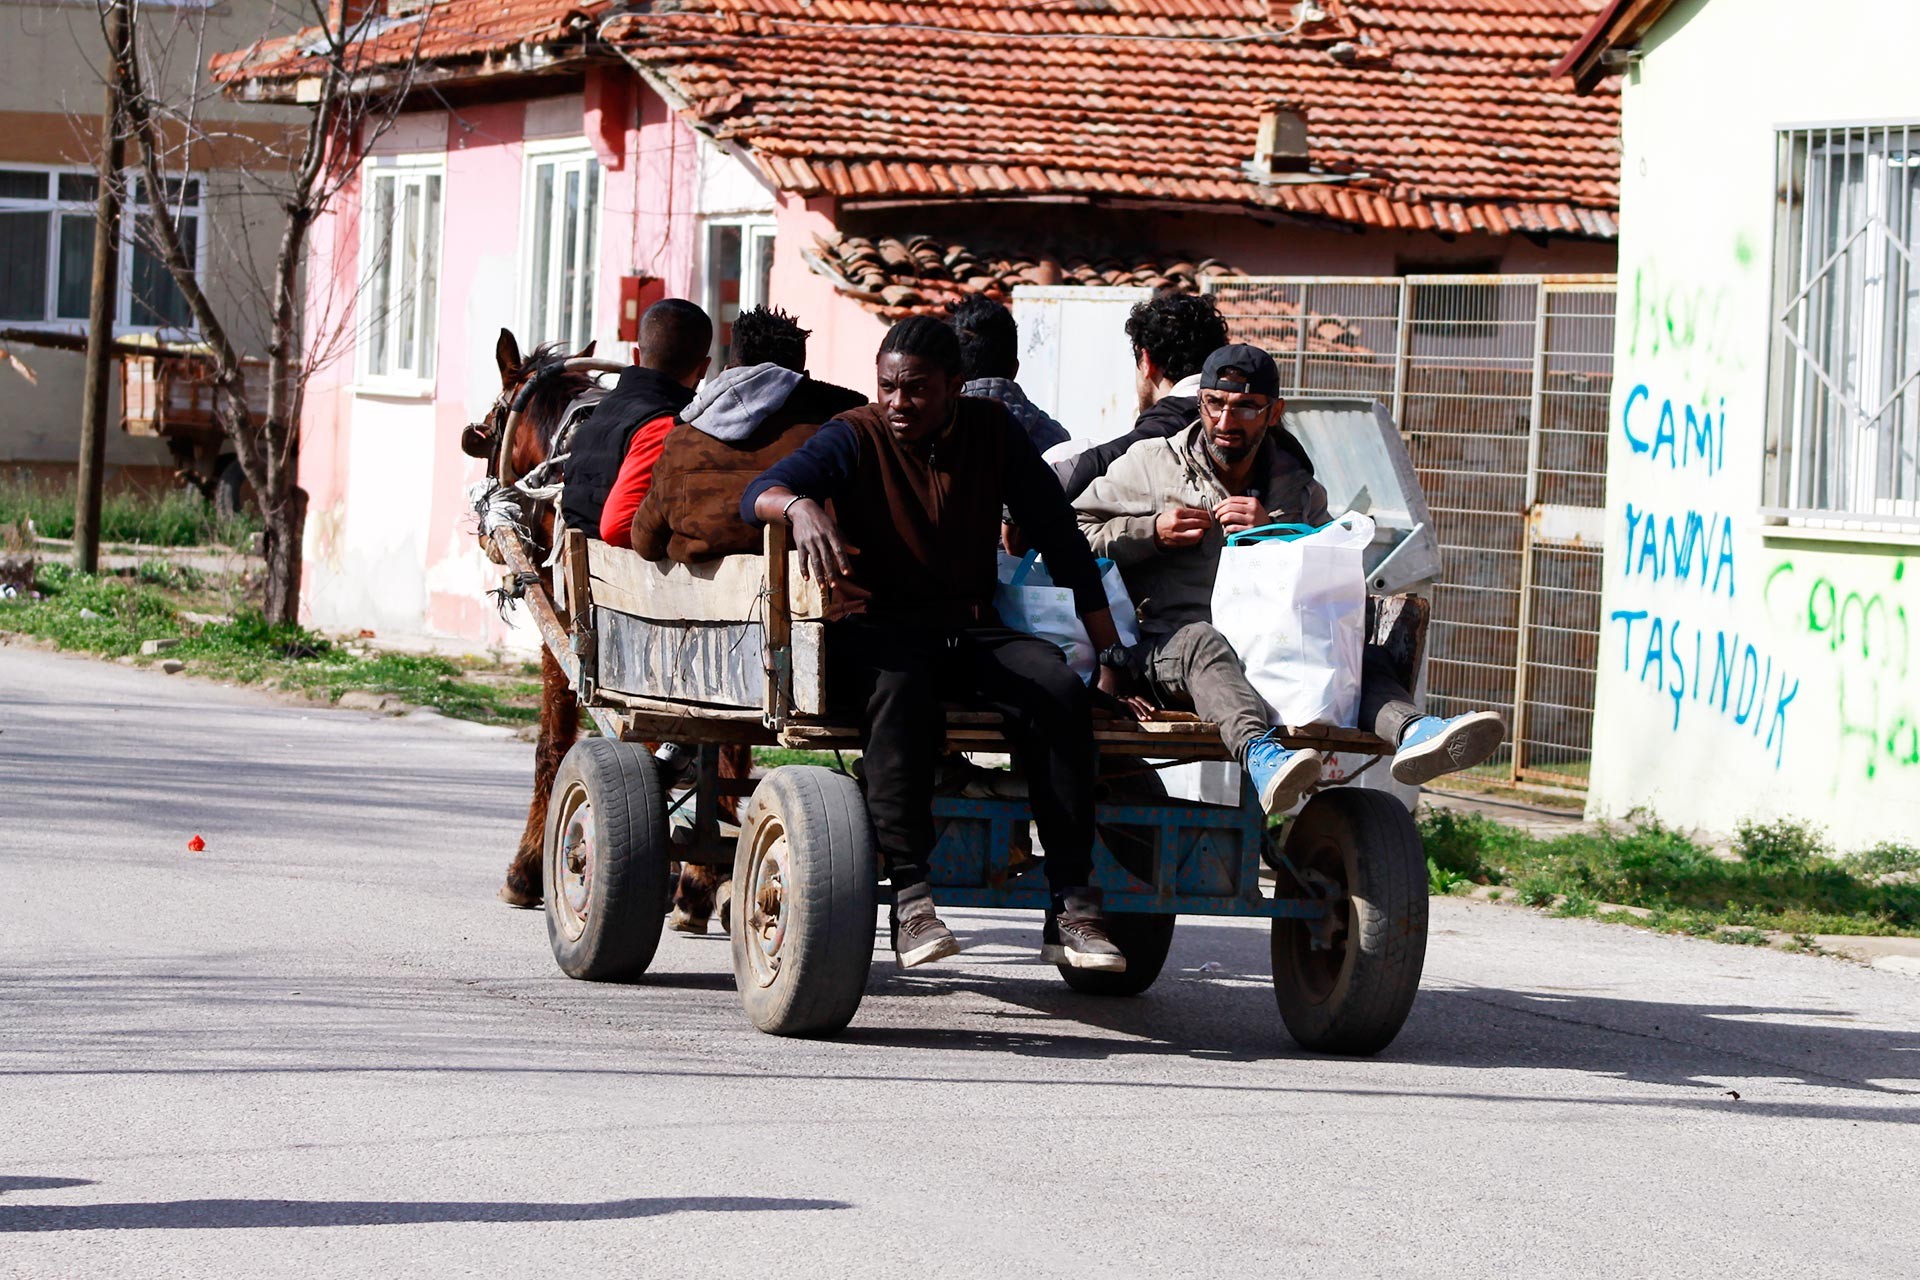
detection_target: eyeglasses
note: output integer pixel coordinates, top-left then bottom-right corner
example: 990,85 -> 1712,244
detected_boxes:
1200,396 -> 1269,423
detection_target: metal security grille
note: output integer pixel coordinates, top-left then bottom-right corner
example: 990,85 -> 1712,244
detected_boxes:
1205,275 -> 1616,787
1766,123 -> 1920,527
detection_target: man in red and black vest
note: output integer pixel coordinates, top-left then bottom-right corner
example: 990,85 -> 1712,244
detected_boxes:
745,317 -> 1133,974
560,298 -> 711,541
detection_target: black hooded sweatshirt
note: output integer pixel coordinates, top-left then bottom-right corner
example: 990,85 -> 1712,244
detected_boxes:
1056,394 -> 1197,501
561,365 -> 696,535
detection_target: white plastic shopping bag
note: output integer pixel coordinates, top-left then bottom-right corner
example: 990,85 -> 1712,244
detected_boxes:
1211,513 -> 1374,727
994,551 -> 1139,682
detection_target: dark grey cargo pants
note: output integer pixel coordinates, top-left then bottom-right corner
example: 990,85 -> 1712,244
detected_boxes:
1137,622 -> 1421,760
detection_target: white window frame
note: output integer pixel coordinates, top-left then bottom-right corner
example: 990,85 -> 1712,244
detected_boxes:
518,140 -> 600,354
700,215 -> 777,369
1764,119 -> 1920,534
358,154 -> 445,392
0,162 -> 208,335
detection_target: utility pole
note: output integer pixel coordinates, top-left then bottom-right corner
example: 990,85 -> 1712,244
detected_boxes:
74,0 -> 128,574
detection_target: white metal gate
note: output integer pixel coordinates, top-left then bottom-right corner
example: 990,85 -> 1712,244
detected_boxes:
1204,275 -> 1616,787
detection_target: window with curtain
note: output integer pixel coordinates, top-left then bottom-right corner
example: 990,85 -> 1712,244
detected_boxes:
362,163 -> 443,382
0,166 -> 201,330
525,151 -> 599,352
1768,124 -> 1920,523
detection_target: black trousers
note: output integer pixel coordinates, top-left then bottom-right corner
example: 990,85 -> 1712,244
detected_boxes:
828,620 -> 1096,895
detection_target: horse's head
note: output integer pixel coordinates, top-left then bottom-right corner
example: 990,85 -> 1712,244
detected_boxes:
462,328 -> 603,484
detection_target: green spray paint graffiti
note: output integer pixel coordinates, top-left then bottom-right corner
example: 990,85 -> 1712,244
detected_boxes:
1764,558 -> 1916,781
1623,242 -> 1755,396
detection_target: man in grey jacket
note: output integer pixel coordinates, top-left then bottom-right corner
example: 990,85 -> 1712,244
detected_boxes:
1074,344 -> 1506,814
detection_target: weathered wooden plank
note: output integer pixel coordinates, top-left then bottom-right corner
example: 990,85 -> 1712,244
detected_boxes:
593,607 -> 825,717
596,609 -> 766,707
792,621 -> 825,717
776,717 -> 1390,758
561,528 -> 590,625
586,541 -> 828,623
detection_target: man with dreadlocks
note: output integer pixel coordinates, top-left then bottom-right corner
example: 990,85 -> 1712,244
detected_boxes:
743,317 -> 1133,973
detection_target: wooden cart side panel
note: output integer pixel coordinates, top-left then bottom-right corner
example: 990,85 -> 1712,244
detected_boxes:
586,542 -> 827,623
594,609 -> 825,715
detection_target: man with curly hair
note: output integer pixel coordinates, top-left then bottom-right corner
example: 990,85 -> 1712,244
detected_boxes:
1055,289 -> 1230,500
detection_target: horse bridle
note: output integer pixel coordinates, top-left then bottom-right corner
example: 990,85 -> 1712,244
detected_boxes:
473,356 -> 626,491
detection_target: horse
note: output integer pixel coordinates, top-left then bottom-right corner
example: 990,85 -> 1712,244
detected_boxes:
462,328 -> 737,931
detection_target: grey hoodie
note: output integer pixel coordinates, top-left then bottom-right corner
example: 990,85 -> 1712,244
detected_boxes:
683,363 -> 805,442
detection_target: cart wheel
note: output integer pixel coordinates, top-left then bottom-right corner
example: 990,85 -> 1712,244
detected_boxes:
1271,788 -> 1426,1055
213,456 -> 252,520
730,766 -> 876,1037
543,739 -> 670,981
1056,912 -> 1176,997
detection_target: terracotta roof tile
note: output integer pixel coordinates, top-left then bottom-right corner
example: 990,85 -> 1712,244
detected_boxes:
809,229 -> 1384,351
609,0 -> 1618,237
211,0 -> 608,87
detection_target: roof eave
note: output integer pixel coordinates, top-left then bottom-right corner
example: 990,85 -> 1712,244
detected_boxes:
217,38 -> 606,104
1554,0 -> 1681,93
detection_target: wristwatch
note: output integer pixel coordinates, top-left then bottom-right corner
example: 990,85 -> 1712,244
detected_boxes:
1098,644 -> 1132,671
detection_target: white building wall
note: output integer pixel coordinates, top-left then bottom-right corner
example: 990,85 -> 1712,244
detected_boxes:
1587,0 -> 1920,848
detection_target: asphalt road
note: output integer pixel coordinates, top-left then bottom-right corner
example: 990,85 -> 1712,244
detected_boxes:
2,645 -> 1916,1278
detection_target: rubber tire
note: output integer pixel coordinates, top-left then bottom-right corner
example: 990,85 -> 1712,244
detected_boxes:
1056,912 -> 1176,996
543,739 -> 671,982
1271,788 -> 1427,1056
213,456 -> 250,520
730,766 -> 877,1037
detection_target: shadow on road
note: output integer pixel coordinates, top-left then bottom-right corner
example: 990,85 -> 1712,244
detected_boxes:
0,1194 -> 849,1233
7,926 -> 1916,1120
0,1177 -> 95,1195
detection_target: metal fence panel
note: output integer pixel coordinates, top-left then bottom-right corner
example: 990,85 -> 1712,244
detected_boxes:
1205,274 -> 1617,788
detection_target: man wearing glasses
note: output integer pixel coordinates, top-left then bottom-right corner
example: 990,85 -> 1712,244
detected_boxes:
1073,344 -> 1505,814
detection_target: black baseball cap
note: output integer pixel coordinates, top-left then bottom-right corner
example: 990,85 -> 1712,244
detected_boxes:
1200,343 -> 1281,399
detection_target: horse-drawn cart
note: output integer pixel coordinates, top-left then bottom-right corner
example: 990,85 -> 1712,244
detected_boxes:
481,396 -> 1443,1054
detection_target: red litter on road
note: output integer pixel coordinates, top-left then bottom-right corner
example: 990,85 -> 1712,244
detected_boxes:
186,835 -> 206,852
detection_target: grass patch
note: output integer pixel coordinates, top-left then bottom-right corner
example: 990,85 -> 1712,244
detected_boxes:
1421,808 -> 1920,940
1,563 -> 540,725
1427,858 -> 1473,896
752,747 -> 849,771
1,474 -> 259,547
1849,842 -> 1920,878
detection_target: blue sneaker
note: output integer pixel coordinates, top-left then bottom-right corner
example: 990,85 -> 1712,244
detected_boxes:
1244,733 -> 1323,816
1391,711 -> 1507,785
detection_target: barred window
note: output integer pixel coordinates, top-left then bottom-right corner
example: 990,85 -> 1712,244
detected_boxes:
1767,123 -> 1920,526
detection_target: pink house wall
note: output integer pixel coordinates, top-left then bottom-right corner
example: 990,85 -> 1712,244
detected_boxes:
771,194 -> 889,397
297,86 -> 709,650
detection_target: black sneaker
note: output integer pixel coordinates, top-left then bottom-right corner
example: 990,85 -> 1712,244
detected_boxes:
890,887 -> 961,969
1042,893 -> 1127,973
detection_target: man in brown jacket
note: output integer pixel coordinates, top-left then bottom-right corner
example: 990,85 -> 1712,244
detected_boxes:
630,306 -> 865,562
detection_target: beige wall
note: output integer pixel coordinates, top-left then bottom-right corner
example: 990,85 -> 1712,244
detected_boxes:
1586,0 -> 1920,848
0,0 -> 303,470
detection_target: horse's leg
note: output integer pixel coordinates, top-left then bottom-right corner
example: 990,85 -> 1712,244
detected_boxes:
499,647 -> 579,907
666,743 -> 751,934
